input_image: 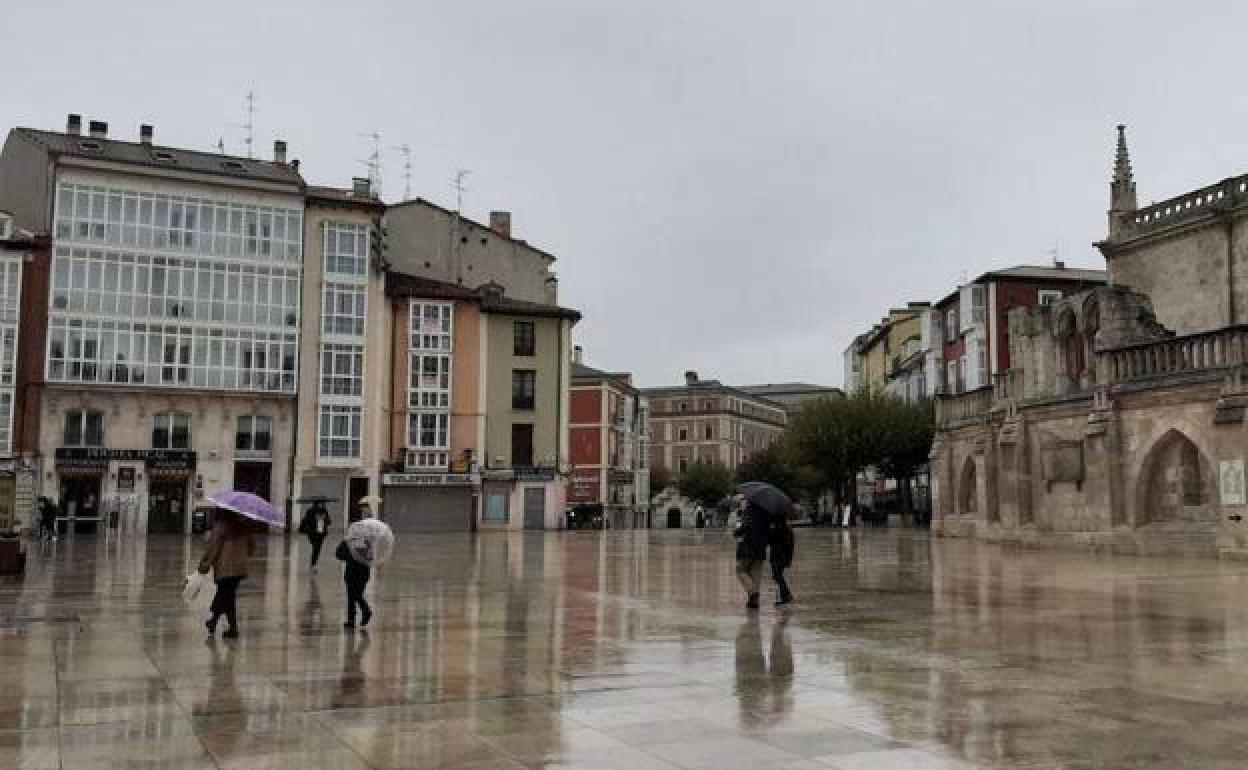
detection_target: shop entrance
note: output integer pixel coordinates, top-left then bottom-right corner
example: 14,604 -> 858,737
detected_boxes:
234,461 -> 272,501
348,477 -> 369,522
148,478 -> 188,534
60,475 -> 102,534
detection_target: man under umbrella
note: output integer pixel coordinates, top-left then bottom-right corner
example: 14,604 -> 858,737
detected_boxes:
738,482 -> 796,608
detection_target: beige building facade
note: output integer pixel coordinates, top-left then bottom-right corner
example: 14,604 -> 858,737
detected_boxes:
644,371 -> 787,475
0,118 -> 306,532
291,182 -> 387,527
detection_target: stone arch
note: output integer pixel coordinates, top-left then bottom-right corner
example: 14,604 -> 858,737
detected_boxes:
1134,428 -> 1216,528
958,456 -> 978,516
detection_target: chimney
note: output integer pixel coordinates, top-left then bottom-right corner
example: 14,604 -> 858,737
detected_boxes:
66,114 -> 82,135
290,159 -> 301,172
573,345 -> 584,365
139,124 -> 153,146
273,140 -> 287,164
352,177 -> 372,198
489,211 -> 512,238
684,370 -> 699,386
88,120 -> 108,139
1055,260 -> 1066,269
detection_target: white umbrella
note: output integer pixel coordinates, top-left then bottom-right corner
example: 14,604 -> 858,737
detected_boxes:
345,518 -> 394,566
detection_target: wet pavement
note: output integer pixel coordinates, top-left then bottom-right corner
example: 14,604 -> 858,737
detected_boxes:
2,528 -> 1248,768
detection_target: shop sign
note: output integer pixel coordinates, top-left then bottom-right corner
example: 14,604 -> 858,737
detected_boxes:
55,448 -> 196,471
515,468 -> 556,483
382,472 -> 478,487
608,470 -> 634,485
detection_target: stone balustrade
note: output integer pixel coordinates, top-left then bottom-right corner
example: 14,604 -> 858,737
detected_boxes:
935,386 -> 993,428
1123,177 -> 1244,237
1099,326 -> 1248,384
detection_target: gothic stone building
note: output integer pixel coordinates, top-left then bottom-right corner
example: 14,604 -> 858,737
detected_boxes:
932,126 -> 1248,557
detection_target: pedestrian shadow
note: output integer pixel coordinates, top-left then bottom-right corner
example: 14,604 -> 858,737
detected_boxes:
734,616 -> 794,730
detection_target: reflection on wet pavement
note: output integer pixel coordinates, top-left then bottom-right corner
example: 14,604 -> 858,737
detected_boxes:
4,529 -> 1248,767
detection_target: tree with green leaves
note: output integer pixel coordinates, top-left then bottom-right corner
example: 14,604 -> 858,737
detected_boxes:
677,461 -> 736,507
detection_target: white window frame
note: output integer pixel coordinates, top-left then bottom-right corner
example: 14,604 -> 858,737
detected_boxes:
320,342 -> 364,397
63,409 -> 105,447
318,404 -> 362,461
323,222 -> 369,279
970,285 -> 987,325
322,283 -> 366,338
1038,289 -> 1063,306
407,300 -> 454,469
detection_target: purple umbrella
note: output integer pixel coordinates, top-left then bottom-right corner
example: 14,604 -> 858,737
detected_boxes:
207,490 -> 284,528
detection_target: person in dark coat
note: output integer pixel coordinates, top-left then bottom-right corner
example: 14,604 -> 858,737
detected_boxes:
198,511 -> 266,638
768,514 -> 795,606
335,539 -> 373,629
734,501 -> 771,610
37,497 -> 58,542
298,502 -> 332,571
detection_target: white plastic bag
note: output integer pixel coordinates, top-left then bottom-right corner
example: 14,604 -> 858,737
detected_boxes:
182,572 -> 206,606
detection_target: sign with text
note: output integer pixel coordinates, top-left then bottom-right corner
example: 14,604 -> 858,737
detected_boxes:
1221,458 -> 1245,506
381,473 -> 477,487
55,448 -> 196,471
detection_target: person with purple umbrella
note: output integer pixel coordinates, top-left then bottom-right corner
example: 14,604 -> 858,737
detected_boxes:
197,490 -> 281,639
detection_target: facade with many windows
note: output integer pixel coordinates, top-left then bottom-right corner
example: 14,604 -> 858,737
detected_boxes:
569,352 -> 650,529
0,119 -> 305,533
292,184 -> 386,528
380,273 -> 579,533
0,211 -> 28,530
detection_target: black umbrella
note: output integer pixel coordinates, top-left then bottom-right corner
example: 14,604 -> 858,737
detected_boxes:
738,481 -> 794,519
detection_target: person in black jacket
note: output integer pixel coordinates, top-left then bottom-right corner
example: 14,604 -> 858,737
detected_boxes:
734,502 -> 771,610
335,539 -> 372,629
298,502 -> 332,571
769,515 -> 795,606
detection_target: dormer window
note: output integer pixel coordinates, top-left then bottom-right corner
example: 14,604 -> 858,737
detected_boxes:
152,151 -> 176,163
0,215 -> 11,240
222,160 -> 246,171
78,140 -> 102,152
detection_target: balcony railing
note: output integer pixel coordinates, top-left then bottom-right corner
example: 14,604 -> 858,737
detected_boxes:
934,386 -> 993,428
1098,326 -> 1248,385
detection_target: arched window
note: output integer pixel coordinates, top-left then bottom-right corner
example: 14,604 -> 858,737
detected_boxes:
958,457 -> 978,515
1139,430 -> 1213,526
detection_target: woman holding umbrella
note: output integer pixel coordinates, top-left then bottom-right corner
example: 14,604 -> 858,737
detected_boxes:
198,490 -> 281,638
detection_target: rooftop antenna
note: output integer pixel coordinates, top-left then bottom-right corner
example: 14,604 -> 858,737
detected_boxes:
357,131 -> 382,197
1047,240 -> 1061,266
215,138 -> 225,155
390,144 -> 412,200
451,169 -> 471,284
228,90 -> 257,158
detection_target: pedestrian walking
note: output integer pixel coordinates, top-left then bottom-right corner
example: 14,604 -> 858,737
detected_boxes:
198,511 -> 266,639
298,502 -> 332,571
769,514 -> 795,606
734,501 -> 770,610
37,497 -> 57,542
336,538 -> 373,629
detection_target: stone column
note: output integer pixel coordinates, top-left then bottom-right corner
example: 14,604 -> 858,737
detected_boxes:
1084,388 -> 1124,530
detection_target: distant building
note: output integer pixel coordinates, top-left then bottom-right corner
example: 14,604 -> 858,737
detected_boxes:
736,383 -> 842,415
929,265 -> 1106,395
643,371 -> 787,475
0,116 -> 305,533
569,349 -> 649,528
383,201 -> 558,305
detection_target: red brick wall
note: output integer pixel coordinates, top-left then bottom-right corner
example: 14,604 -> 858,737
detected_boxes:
570,387 -> 602,425
570,425 -> 601,466
15,240 -> 49,456
993,279 -> 1100,373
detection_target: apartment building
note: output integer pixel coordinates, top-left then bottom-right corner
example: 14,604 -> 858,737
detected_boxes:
569,349 -> 649,528
644,371 -> 787,474
0,116 -> 305,533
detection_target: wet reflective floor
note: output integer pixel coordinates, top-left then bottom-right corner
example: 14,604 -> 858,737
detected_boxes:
3,529 -> 1248,768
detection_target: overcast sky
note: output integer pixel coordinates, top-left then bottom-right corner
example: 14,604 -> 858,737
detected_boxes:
7,1 -> 1248,387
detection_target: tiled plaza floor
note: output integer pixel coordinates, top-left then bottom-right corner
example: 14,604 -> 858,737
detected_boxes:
3,528 -> 1248,768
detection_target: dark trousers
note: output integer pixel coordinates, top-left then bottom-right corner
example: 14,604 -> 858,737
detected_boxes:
309,534 -> 326,566
210,576 -> 244,630
346,580 -> 371,624
771,562 -> 793,601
